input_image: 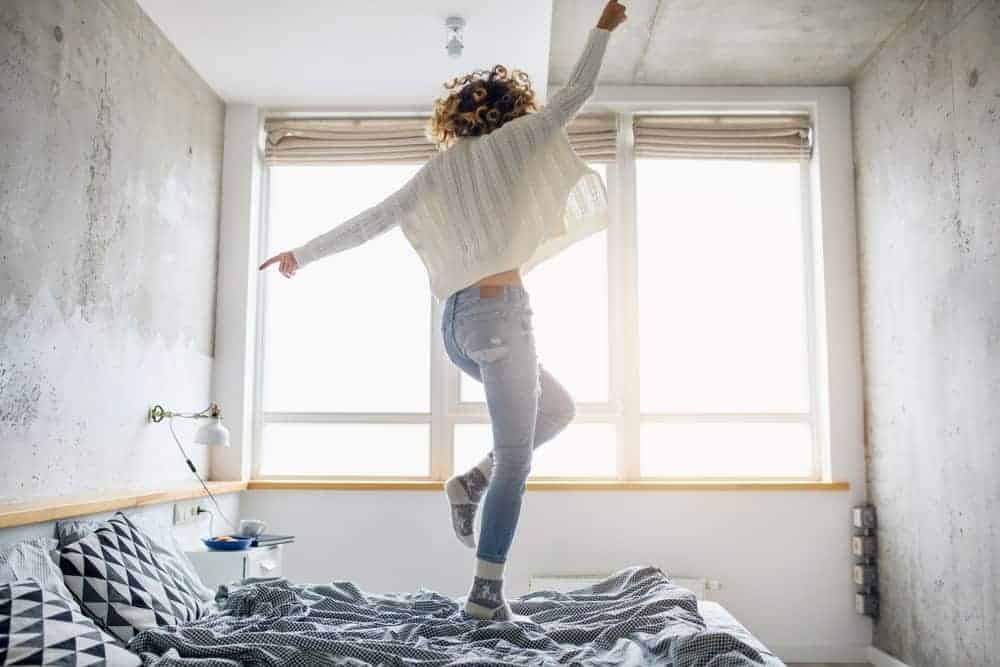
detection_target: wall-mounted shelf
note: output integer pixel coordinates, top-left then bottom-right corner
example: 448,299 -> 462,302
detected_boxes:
0,481 -> 248,529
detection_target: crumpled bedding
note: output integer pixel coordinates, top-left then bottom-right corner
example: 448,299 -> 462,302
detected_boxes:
128,564 -> 785,666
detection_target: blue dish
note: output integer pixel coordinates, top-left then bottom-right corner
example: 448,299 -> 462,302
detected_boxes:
202,535 -> 252,551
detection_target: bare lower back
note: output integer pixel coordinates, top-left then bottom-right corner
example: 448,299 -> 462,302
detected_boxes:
473,268 -> 522,287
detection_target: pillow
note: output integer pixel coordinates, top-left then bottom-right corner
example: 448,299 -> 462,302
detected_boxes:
0,578 -> 140,666
56,515 -> 214,604
0,538 -> 79,608
58,512 -> 209,643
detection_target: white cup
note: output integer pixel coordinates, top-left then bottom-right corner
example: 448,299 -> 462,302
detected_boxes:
238,519 -> 267,537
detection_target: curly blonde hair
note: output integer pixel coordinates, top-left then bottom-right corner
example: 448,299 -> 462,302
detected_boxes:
426,64 -> 540,151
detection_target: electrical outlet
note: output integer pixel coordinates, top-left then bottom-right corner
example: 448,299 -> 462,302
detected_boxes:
851,534 -> 877,557
173,501 -> 202,525
853,563 -> 878,586
852,505 -> 877,529
855,591 -> 879,617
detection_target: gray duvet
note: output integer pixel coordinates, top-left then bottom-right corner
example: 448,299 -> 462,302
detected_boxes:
128,564 -> 784,666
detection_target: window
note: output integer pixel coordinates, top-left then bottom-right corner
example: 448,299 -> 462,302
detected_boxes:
255,114 -> 821,481
259,163 -> 431,477
635,159 -> 816,479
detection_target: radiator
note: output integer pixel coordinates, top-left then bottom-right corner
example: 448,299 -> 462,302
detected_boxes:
529,573 -> 708,600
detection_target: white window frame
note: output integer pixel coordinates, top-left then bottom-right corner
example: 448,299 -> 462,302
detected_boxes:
214,87 -> 860,488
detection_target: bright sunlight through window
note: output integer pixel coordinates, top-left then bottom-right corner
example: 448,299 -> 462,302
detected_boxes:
257,149 -> 818,481
636,159 -> 814,478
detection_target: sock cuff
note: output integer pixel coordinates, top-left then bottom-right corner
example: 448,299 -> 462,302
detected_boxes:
475,558 -> 505,580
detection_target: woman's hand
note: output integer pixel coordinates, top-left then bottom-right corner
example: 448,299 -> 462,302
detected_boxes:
258,251 -> 299,278
597,1 -> 627,31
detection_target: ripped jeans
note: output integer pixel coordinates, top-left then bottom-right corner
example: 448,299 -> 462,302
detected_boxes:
441,283 -> 576,564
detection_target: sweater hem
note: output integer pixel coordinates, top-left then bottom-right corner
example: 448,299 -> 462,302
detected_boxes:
430,251 -> 536,302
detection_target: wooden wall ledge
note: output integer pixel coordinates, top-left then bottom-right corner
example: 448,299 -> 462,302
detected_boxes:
0,479 -> 849,530
246,480 -> 850,492
0,481 -> 248,529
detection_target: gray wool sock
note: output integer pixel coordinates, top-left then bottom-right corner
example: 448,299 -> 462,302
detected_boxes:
464,558 -> 512,621
444,457 -> 492,548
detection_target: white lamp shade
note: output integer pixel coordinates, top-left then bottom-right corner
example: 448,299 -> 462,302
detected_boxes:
194,417 -> 231,447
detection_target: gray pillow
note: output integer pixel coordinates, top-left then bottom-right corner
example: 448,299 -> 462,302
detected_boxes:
0,537 -> 78,608
56,514 -> 214,603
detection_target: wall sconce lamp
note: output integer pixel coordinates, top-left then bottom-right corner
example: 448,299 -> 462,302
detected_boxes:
445,16 -> 465,58
148,403 -> 230,447
148,402 -> 234,530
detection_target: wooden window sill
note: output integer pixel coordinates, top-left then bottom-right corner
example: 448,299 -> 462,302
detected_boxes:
246,479 -> 849,492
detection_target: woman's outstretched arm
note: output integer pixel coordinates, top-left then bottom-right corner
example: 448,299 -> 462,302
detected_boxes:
535,1 -> 627,129
259,162 -> 428,278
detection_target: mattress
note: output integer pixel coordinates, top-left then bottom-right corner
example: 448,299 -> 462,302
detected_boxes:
699,600 -> 786,665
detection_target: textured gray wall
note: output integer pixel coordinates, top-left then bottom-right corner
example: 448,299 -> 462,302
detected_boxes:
0,0 -> 224,500
852,0 -> 999,665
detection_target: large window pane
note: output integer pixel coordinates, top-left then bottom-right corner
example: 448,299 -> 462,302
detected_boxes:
462,164 -> 610,404
636,160 -> 809,413
259,423 -> 429,476
640,421 -> 812,478
453,422 -> 616,478
264,165 -> 430,413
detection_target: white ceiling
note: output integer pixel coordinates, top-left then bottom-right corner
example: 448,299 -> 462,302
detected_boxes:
138,0 -> 922,107
136,0 -> 554,108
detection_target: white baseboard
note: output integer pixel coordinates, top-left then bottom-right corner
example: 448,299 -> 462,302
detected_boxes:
770,643 -> 870,663
868,646 -> 911,667
768,643 -> 912,665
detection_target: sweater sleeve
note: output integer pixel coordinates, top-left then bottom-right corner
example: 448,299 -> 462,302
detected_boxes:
538,27 -> 612,128
290,165 -> 425,268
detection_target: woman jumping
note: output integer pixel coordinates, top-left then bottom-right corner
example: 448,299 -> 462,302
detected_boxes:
260,1 -> 627,621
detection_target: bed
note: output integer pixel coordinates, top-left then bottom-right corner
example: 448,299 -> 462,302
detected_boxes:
1,510 -> 786,666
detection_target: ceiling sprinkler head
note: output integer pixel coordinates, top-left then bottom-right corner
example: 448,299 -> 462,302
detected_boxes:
445,16 -> 465,58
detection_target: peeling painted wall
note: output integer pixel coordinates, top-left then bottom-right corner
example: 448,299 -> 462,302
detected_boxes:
0,0 -> 224,500
852,0 -> 999,665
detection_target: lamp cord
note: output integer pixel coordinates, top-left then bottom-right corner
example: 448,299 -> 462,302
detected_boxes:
168,416 -> 235,533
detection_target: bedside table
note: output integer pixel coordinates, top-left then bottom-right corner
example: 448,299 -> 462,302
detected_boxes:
185,543 -> 286,590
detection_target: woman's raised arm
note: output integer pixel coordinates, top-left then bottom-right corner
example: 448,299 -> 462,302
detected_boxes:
536,1 -> 626,128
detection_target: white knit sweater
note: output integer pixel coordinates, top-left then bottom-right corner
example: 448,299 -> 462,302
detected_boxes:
290,27 -> 613,301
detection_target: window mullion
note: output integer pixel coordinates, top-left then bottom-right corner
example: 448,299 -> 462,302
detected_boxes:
262,412 -> 432,423
251,167 -> 273,481
429,296 -> 451,480
615,111 -> 641,481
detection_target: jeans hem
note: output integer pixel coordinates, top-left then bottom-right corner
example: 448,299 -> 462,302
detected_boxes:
475,553 -> 506,565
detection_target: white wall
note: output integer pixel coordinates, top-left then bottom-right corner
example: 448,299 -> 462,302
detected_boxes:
242,488 -> 866,662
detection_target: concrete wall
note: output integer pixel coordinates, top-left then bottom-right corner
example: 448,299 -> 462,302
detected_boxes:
852,0 -> 999,665
0,0 -> 225,500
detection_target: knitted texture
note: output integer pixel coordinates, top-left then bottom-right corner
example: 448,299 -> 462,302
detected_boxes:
290,27 -> 613,300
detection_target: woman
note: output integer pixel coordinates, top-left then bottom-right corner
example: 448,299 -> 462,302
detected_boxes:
260,1 -> 627,621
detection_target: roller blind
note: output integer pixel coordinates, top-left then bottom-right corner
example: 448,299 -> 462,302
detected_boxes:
633,114 -> 813,161
565,114 -> 617,162
264,117 -> 435,165
264,114 -> 617,166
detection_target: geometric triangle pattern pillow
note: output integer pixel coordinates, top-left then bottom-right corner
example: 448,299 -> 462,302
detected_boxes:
58,512 -> 208,644
0,578 -> 139,666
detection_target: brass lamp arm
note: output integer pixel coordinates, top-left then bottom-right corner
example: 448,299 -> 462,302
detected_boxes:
148,403 -> 222,423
